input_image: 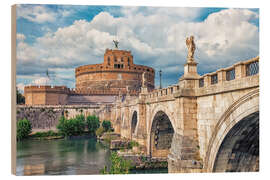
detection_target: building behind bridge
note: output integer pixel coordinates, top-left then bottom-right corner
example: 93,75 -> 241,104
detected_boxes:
24,48 -> 155,105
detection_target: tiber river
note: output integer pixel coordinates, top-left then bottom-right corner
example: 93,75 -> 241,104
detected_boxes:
16,138 -> 168,175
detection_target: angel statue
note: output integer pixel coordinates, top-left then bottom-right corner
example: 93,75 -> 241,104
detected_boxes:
113,40 -> 119,49
126,86 -> 130,93
186,36 -> 196,59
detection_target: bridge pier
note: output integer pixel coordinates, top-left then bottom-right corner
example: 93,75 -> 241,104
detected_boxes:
132,89 -> 149,154
168,133 -> 203,173
168,57 -> 204,173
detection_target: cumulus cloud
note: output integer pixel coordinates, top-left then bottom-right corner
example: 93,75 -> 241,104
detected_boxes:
16,4 -> 74,23
16,7 -> 259,89
32,77 -> 51,85
16,83 -> 25,92
17,5 -> 56,23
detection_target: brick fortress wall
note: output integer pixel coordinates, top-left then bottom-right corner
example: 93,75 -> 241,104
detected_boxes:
24,86 -> 69,105
24,48 -> 155,105
75,49 -> 155,93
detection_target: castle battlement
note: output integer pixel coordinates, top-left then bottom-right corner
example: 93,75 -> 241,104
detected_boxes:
24,85 -> 70,93
75,48 -> 155,93
24,47 -> 153,105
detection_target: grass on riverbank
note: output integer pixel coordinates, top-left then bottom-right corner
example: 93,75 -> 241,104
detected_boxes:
29,130 -> 63,140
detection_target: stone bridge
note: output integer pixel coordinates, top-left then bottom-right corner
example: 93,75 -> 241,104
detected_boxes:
110,56 -> 259,173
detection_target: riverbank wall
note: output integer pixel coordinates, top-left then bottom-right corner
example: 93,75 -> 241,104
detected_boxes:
16,105 -> 113,132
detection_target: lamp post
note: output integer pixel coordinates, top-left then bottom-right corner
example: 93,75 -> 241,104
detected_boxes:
159,69 -> 162,89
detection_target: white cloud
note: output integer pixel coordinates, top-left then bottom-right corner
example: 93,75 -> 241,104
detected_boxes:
16,7 -> 259,88
17,5 -> 57,23
32,77 -> 51,85
16,5 -> 74,24
16,83 -> 25,92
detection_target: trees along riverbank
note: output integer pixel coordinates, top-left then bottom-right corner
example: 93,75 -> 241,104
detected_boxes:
16,115 -> 113,141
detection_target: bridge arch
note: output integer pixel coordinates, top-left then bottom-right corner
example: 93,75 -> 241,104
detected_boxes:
149,110 -> 175,158
148,104 -> 177,132
131,111 -> 138,135
205,88 -> 259,172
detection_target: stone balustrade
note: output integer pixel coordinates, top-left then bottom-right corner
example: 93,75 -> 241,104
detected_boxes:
146,85 -> 180,99
198,56 -> 259,89
136,56 -> 259,101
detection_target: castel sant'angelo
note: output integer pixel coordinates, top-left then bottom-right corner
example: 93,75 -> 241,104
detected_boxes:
24,41 -> 155,105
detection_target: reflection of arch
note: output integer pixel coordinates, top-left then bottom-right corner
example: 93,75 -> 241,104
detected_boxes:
149,111 -> 175,158
205,88 -> 259,172
131,111 -> 138,134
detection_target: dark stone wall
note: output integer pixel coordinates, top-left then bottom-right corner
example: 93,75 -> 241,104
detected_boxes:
151,111 -> 174,150
16,105 -> 111,132
150,111 -> 174,157
16,106 -> 64,130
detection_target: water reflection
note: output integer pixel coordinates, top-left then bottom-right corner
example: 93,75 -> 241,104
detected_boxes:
16,138 -> 111,175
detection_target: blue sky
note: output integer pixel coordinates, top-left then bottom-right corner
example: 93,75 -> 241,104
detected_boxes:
16,5 -> 259,91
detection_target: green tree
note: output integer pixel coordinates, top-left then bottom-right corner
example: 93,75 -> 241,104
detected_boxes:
75,114 -> 85,122
100,152 -> 132,174
16,88 -> 25,104
102,120 -> 112,132
17,118 -> 32,140
86,115 -> 100,135
56,116 -> 85,137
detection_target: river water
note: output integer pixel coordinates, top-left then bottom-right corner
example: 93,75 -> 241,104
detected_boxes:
16,138 -> 168,175
16,138 -> 111,175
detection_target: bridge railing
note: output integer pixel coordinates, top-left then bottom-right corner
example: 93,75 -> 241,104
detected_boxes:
198,56 -> 259,88
146,84 -> 180,99
134,56 -> 259,101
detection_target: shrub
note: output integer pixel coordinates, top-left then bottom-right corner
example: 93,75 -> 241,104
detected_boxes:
75,114 -> 85,122
102,120 -> 112,132
86,115 -> 100,135
17,118 -> 32,140
56,116 -> 85,137
100,152 -> 132,174
128,140 -> 139,149
96,126 -> 104,137
16,88 -> 25,104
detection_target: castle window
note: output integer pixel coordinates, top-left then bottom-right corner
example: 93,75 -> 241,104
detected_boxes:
121,64 -> 124,68
114,56 -> 117,62
128,57 -> 130,65
108,57 -> 110,65
121,57 -> 124,62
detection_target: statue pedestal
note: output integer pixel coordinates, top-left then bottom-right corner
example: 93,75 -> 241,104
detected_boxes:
179,58 -> 201,89
180,59 -> 200,80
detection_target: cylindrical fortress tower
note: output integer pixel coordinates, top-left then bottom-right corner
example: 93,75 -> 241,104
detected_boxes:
75,48 -> 155,94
